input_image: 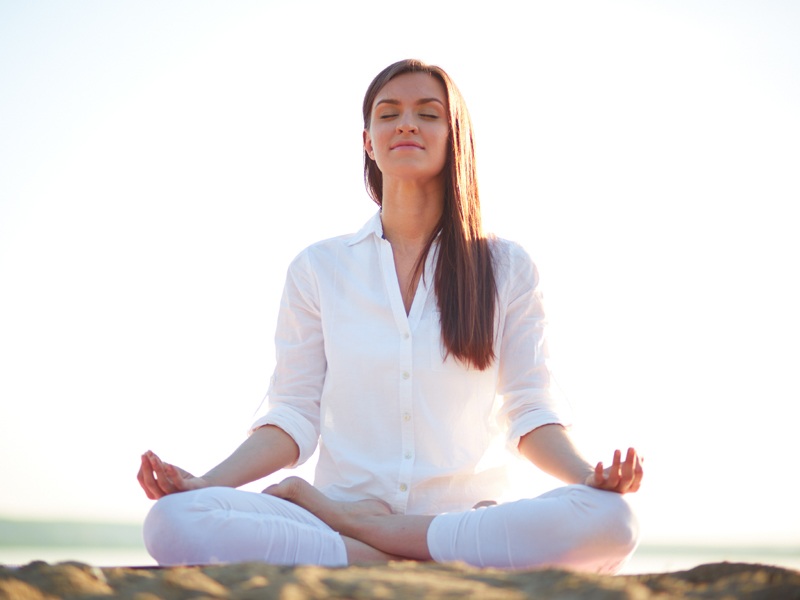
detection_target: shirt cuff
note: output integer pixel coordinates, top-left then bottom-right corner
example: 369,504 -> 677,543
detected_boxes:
248,408 -> 319,466
506,410 -> 571,455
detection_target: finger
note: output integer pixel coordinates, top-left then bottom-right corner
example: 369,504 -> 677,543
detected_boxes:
588,461 -> 605,488
163,463 -> 187,492
619,448 -> 643,493
136,455 -> 152,499
138,453 -> 159,499
605,450 -> 622,489
144,452 -> 168,496
148,452 -> 176,495
138,454 -> 163,499
618,447 -> 637,491
154,455 -> 179,494
594,461 -> 604,484
629,451 -> 644,493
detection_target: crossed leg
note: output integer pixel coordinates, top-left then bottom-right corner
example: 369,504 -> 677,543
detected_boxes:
144,478 -> 638,571
266,476 -> 639,573
144,485 -> 399,566
265,477 -> 435,560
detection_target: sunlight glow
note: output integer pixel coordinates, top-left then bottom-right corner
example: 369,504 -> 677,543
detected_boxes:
1,1 -> 798,548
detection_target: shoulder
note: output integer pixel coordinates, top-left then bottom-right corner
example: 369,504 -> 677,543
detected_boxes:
284,233 -> 350,275
290,212 -> 382,268
286,227 -> 377,280
303,232 -> 357,257
489,236 -> 541,289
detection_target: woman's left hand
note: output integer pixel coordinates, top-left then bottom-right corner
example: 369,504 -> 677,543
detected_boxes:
585,447 -> 643,494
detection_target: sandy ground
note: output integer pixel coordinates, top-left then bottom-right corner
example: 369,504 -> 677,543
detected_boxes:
1,560 -> 799,599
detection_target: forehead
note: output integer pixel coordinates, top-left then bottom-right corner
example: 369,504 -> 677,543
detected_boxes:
373,72 -> 447,107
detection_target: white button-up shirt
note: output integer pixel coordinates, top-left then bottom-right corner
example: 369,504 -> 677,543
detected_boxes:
251,212 -> 569,515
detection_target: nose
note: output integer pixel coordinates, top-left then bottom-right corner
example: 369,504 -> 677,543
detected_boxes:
397,111 -> 418,133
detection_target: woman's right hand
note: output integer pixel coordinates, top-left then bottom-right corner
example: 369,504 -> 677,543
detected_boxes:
137,450 -> 211,499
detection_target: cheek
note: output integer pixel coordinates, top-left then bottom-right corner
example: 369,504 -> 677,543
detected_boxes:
434,137 -> 449,167
369,128 -> 391,156
434,126 -> 449,152
365,122 -> 382,148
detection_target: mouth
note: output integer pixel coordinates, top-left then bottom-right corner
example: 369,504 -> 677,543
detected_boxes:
391,141 -> 424,150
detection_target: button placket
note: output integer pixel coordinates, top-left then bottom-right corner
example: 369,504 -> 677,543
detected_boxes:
397,329 -> 414,510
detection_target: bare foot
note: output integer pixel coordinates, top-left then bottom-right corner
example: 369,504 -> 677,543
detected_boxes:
263,476 -> 392,536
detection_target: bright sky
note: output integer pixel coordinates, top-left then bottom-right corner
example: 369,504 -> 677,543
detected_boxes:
1,1 -> 798,547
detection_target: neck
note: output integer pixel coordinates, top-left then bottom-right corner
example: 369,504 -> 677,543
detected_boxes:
379,178 -> 444,253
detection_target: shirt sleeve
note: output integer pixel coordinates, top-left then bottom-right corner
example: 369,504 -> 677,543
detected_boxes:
495,243 -> 571,453
249,248 -> 325,466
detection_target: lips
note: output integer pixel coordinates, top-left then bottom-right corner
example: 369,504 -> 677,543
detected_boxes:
390,141 -> 424,150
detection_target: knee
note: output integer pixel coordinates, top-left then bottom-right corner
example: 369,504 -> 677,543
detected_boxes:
597,491 -> 640,556
143,491 -> 202,565
574,487 -> 640,571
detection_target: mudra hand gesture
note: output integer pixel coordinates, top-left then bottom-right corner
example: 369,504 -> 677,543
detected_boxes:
585,448 -> 643,494
138,450 -> 211,500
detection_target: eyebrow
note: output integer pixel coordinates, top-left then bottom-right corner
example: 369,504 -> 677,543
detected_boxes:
374,97 -> 446,108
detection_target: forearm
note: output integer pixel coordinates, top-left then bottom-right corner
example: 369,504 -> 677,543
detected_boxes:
201,425 -> 299,488
518,424 -> 595,485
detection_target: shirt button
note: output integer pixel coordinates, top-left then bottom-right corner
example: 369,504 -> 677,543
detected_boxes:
399,483 -> 408,492
403,333 -> 410,340
402,371 -> 410,380
402,412 -> 411,422
404,451 -> 412,459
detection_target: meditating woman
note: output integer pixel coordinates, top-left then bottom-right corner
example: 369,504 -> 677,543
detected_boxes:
138,58 -> 643,573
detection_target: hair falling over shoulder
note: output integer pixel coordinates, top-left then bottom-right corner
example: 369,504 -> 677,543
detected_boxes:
363,59 -> 497,370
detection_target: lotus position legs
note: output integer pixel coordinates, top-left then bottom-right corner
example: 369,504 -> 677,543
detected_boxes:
264,476 -> 639,573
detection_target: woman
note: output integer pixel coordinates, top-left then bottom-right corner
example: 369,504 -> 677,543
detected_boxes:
138,59 -> 643,573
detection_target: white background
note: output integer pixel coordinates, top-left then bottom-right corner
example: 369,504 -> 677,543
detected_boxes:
1,1 -> 798,547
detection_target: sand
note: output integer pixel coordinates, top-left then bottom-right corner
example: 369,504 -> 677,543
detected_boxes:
1,560 -> 799,599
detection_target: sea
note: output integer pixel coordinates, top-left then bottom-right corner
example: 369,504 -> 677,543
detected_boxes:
1,519 -> 798,574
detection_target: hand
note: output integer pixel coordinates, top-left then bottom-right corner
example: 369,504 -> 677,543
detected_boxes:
584,447 -> 643,494
137,450 -> 211,500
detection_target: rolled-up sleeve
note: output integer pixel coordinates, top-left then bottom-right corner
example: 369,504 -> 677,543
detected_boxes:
495,244 -> 571,452
249,249 -> 325,465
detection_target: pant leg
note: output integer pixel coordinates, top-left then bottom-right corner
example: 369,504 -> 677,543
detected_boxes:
143,487 -> 348,567
427,484 -> 639,574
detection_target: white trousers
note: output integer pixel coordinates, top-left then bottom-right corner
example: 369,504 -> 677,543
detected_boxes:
144,485 -> 639,574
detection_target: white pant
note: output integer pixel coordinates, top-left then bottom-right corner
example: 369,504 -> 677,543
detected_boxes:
144,485 -> 638,574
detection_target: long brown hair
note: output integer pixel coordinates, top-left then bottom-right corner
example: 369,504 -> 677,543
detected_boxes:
362,59 -> 497,370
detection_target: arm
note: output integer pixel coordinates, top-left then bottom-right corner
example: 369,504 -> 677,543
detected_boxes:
518,424 -> 643,494
518,424 -> 594,484
138,425 -> 298,499
202,424 -> 299,486
494,245 -> 643,494
139,250 -> 324,500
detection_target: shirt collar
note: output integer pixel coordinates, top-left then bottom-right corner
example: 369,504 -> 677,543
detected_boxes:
347,209 -> 446,247
347,210 -> 384,246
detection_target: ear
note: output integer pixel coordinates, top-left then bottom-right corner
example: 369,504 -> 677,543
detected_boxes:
363,129 -> 375,160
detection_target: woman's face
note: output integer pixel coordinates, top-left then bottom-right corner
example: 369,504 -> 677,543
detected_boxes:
364,72 -> 449,185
